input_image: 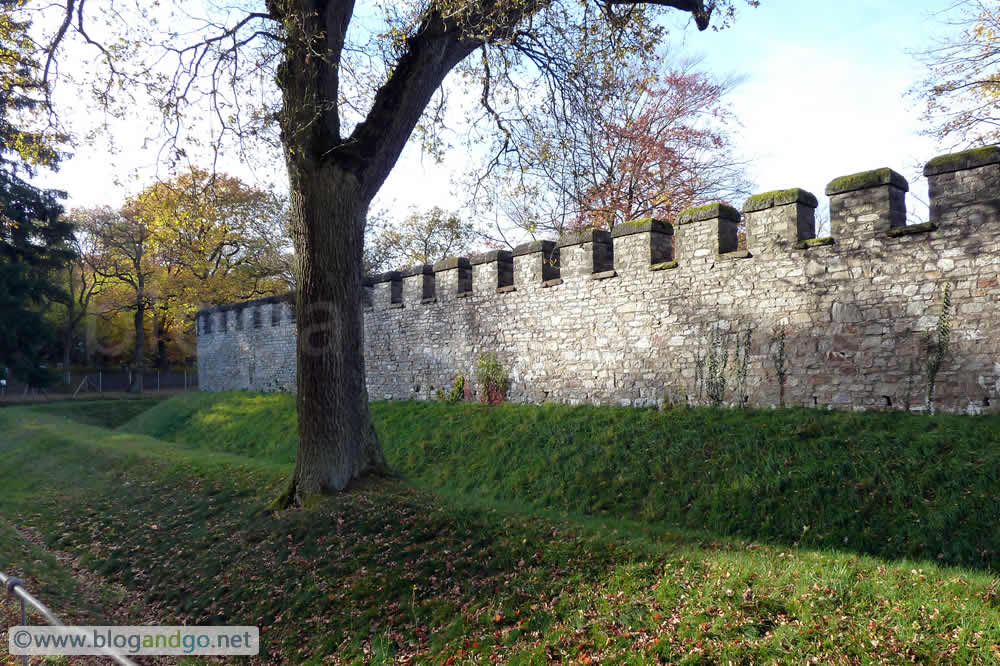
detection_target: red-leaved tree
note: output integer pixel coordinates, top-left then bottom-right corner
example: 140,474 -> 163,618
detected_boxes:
473,56 -> 752,239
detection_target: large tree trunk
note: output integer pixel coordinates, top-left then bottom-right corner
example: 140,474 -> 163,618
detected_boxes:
271,0 -> 483,503
289,164 -> 387,496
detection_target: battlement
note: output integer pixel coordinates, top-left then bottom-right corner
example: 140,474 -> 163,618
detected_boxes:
332,149 -> 995,308
197,147 -> 1000,413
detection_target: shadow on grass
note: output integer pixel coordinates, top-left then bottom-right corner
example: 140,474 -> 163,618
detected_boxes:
14,469 -> 998,664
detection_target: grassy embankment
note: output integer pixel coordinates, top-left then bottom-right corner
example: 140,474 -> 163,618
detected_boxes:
124,391 -> 1000,569
0,393 -> 997,663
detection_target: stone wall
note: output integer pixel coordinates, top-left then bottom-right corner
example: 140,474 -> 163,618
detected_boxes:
197,294 -> 297,393
197,147 -> 1000,413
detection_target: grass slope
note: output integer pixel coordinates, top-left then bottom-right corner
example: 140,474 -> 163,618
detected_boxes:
123,393 -> 1000,570
122,391 -> 297,463
28,397 -> 167,428
2,404 -> 1000,663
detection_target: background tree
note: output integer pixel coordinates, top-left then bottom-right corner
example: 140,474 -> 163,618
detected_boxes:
913,0 -> 1000,147
54,216 -> 105,381
81,205 -> 157,392
42,0 -> 756,500
70,170 -> 292,372
132,169 -> 293,365
364,207 -> 478,275
472,55 -> 752,239
0,9 -> 73,388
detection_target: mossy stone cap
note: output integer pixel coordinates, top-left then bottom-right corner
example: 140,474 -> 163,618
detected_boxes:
371,270 -> 401,284
432,257 -> 471,272
401,264 -> 433,277
512,239 -> 557,256
611,218 -> 674,237
677,203 -> 741,225
469,249 -> 513,265
555,229 -> 611,248
924,145 -> 1000,176
742,188 -> 818,213
825,168 -> 908,195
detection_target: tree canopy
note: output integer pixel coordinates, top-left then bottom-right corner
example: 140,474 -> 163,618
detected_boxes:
365,207 -> 478,274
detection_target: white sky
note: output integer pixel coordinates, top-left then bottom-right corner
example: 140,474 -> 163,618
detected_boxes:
38,0 -> 966,232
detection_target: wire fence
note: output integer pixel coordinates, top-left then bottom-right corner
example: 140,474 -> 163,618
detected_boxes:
1,568 -> 137,665
1,369 -> 198,399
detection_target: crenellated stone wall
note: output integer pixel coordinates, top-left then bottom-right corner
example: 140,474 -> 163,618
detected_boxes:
197,146 -> 1000,413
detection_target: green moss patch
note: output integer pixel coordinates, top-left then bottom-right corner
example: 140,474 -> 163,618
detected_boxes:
794,236 -> 835,249
825,168 -> 909,195
924,145 -> 1000,176
649,260 -> 679,271
613,218 -> 673,237
718,249 -> 752,261
742,188 -> 818,213
677,203 -> 740,224
887,221 -> 937,237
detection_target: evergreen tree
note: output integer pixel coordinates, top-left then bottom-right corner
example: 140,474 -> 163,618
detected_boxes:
0,11 -> 73,387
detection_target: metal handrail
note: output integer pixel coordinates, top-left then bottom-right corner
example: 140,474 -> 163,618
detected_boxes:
2,569 -> 137,666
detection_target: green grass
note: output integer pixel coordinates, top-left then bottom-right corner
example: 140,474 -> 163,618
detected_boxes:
3,401 -> 1000,663
28,397 -> 167,428
122,391 -> 297,463
124,393 -> 1000,570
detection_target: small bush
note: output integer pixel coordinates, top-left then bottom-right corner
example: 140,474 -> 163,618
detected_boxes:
438,373 -> 465,403
475,353 -> 509,405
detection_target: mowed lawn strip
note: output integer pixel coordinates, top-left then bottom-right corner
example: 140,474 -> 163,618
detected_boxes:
0,401 -> 998,663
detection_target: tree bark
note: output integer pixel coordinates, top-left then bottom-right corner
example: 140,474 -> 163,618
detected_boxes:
289,163 -> 386,495
131,300 -> 144,394
62,327 -> 73,384
274,0 -> 475,501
